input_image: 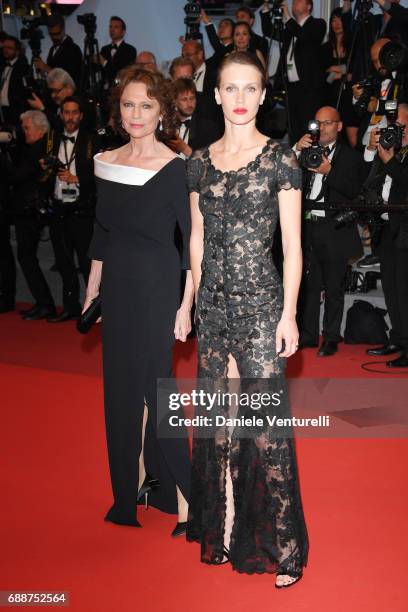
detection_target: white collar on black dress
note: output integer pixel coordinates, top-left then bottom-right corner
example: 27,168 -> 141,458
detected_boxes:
94,153 -> 158,186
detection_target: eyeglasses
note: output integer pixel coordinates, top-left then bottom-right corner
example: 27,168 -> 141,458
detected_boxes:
49,86 -> 65,94
319,120 -> 340,127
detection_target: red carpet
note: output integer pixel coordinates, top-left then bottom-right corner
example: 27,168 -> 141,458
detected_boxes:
1,309 -> 408,611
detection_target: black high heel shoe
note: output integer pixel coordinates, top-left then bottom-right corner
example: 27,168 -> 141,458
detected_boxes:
171,521 -> 187,537
275,571 -> 303,589
137,473 -> 160,510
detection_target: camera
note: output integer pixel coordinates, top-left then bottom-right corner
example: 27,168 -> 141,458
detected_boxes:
77,13 -> 97,36
379,41 -> 408,73
300,120 -> 325,169
184,0 -> 202,41
379,101 -> 404,150
20,17 -> 46,58
333,209 -> 359,228
354,75 -> 381,116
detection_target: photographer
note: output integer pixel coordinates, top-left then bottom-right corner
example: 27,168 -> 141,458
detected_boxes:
200,10 -> 234,58
0,110 -> 57,320
28,67 -> 76,131
99,16 -> 136,90
44,96 -> 97,323
0,35 -> 29,127
33,14 -> 82,86
364,103 -> 408,367
295,106 -> 365,356
262,0 -> 327,144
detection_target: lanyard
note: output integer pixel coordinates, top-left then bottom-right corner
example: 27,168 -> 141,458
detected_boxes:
62,137 -> 77,171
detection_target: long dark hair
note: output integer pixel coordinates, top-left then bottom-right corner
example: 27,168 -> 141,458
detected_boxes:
328,8 -> 350,58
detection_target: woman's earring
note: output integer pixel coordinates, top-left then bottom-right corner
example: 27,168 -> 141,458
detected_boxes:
159,118 -> 163,131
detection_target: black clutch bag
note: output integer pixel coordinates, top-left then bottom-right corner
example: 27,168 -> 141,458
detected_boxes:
76,295 -> 102,334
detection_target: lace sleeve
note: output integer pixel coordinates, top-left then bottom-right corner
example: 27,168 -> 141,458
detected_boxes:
276,145 -> 303,192
186,150 -> 204,194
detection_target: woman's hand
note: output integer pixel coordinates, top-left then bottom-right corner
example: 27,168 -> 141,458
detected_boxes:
174,304 -> 192,342
276,316 -> 299,358
82,292 -> 101,323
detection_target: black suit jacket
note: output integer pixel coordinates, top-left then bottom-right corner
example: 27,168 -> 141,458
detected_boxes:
48,128 -> 97,210
269,16 -> 326,91
100,41 -> 137,87
303,141 -> 365,258
188,113 -> 223,151
46,36 -> 82,86
0,56 -> 30,123
365,149 -> 408,246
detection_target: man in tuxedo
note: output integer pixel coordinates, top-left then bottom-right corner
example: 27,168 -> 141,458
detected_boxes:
45,96 -> 98,323
364,103 -> 408,367
200,10 -> 234,58
33,14 -> 82,87
262,0 -> 326,144
0,35 -> 29,127
168,78 -> 222,159
235,5 -> 268,61
100,16 -> 136,89
0,110 -> 57,320
169,56 -> 194,81
295,106 -> 365,356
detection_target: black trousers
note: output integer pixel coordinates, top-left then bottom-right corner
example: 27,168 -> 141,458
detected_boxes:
298,219 -> 350,344
14,213 -> 55,308
49,212 -> 93,312
378,223 -> 408,349
286,83 -> 324,145
0,211 -> 16,304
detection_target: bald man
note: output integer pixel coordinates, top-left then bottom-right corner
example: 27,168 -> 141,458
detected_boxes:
295,106 -> 365,356
135,51 -> 157,72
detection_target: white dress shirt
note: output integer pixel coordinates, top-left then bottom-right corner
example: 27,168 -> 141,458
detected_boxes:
364,147 -> 390,220
193,63 -> 206,93
0,57 -> 18,107
54,130 -> 80,202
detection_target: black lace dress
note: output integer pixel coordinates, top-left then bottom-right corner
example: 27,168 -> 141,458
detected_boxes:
185,139 -> 309,576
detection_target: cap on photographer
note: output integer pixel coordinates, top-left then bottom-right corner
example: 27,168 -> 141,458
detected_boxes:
363,102 -> 408,367
294,106 -> 365,357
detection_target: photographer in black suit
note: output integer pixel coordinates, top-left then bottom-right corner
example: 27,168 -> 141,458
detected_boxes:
0,110 -> 57,320
33,14 -> 82,87
167,78 -> 222,159
364,103 -> 408,367
295,106 -> 365,356
261,0 -> 326,144
100,16 -> 136,90
0,35 -> 29,127
45,96 -> 97,323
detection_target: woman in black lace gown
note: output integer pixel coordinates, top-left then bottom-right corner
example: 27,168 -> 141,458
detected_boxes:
187,52 -> 309,587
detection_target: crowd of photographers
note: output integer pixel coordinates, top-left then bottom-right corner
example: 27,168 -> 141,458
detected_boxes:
0,1 -> 408,365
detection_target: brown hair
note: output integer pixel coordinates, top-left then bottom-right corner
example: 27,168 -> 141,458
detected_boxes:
112,66 -> 178,141
172,78 -> 196,98
169,56 -> 194,79
216,51 -> 267,89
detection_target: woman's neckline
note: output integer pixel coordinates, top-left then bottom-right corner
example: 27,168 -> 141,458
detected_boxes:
94,152 -> 179,174
205,138 -> 273,175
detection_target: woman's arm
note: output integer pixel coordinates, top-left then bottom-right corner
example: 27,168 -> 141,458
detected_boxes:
276,187 -> 303,357
82,259 -> 102,312
189,192 -> 204,301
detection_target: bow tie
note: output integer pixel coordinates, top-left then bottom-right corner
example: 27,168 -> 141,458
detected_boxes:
324,145 -> 335,157
62,134 -> 76,144
181,119 -> 191,129
111,43 -> 118,50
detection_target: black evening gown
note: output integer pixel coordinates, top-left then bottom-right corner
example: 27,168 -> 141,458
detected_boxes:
89,155 -> 191,526
185,140 -> 309,575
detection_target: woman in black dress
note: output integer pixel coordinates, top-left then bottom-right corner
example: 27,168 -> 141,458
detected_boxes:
84,67 -> 194,533
187,52 -> 308,587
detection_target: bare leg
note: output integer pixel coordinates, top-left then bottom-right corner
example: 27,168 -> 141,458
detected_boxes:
223,353 -> 239,557
176,486 -> 188,523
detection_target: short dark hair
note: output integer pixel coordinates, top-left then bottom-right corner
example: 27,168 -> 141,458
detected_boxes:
110,16 -> 126,31
235,6 -> 254,20
173,78 -> 196,98
3,34 -> 21,51
60,95 -> 83,114
112,66 -> 178,141
220,18 -> 234,29
169,56 -> 194,78
47,14 -> 65,30
216,50 -> 267,89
